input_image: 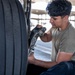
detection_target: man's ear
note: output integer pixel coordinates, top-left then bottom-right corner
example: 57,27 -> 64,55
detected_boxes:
64,15 -> 69,21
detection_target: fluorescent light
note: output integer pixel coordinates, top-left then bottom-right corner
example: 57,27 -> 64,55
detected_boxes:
71,6 -> 75,11
32,1 -> 47,10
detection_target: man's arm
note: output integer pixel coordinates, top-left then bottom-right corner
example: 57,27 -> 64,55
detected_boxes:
28,53 -> 57,68
28,51 -> 73,68
56,51 -> 73,63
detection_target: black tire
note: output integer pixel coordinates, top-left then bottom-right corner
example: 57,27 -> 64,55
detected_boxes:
0,0 -> 28,75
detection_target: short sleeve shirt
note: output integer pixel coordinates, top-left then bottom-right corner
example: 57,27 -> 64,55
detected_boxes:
51,23 -> 75,61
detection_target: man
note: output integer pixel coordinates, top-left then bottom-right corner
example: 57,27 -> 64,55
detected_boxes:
27,0 -> 75,75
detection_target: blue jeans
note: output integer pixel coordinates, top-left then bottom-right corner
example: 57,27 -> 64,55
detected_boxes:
40,61 -> 75,75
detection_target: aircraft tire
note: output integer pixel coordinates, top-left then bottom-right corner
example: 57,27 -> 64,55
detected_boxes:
0,0 -> 28,75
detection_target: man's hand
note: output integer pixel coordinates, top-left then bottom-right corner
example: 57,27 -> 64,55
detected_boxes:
28,53 -> 36,64
36,24 -> 43,28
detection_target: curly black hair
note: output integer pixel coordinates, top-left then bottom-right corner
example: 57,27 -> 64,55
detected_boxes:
46,0 -> 72,16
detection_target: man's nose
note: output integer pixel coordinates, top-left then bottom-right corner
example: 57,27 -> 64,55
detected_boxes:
50,17 -> 54,23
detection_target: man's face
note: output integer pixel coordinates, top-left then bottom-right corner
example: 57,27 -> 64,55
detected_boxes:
50,16 -> 65,28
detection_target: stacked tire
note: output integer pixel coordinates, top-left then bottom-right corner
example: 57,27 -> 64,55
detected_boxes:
0,0 -> 28,75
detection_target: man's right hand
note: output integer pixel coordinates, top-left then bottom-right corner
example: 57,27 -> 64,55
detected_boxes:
36,24 -> 43,28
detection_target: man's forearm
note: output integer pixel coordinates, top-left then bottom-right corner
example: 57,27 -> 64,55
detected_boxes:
34,59 -> 57,68
28,52 -> 57,68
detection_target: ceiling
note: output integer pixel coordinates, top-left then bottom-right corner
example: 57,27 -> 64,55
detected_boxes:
32,0 -> 75,5
68,0 -> 75,5
19,0 -> 75,6
31,0 -> 75,15
19,0 -> 75,15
